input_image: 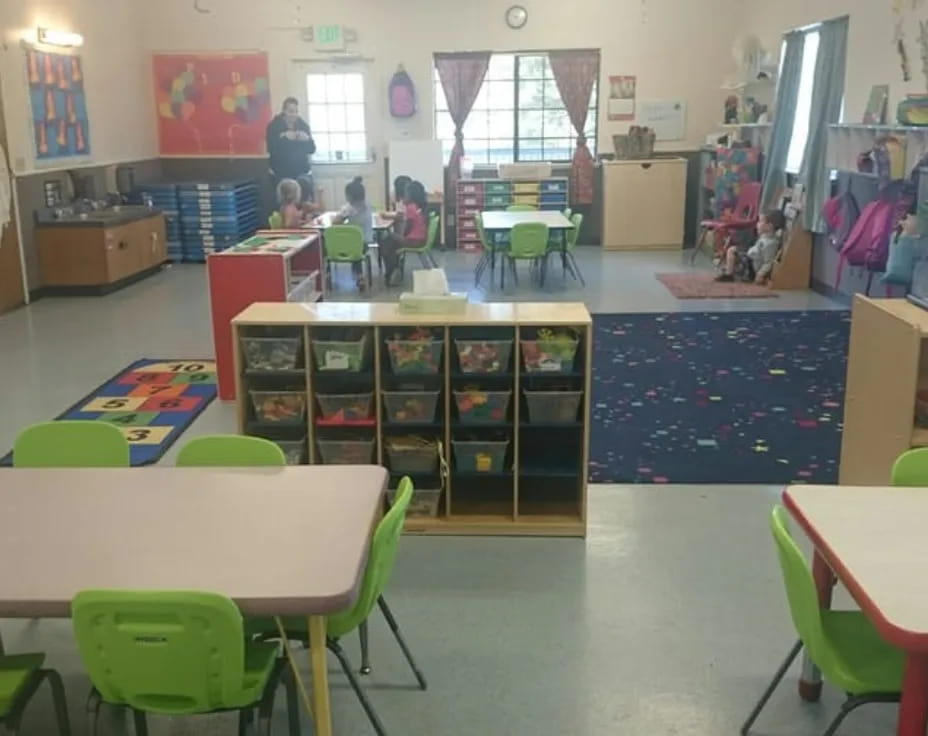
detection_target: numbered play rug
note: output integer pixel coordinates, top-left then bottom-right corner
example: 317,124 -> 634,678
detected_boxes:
1,359 -> 218,467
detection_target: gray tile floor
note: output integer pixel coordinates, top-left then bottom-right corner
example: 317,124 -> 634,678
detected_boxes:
1,250 -> 885,735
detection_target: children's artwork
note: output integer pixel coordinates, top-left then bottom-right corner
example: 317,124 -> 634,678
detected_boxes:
25,47 -> 91,161
863,84 -> 890,125
638,99 -> 687,141
152,52 -> 272,156
608,75 -> 636,121
713,146 -> 761,218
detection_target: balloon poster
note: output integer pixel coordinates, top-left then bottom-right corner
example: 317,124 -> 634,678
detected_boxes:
25,47 -> 91,161
152,52 -> 271,156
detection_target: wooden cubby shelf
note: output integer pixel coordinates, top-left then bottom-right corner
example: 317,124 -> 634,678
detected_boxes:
232,302 -> 592,537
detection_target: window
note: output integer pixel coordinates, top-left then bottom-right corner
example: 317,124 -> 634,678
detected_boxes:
305,72 -> 368,163
785,30 -> 820,175
434,52 -> 598,164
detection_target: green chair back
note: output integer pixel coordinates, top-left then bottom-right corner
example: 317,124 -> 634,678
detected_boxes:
324,225 -> 365,262
176,435 -> 286,467
425,213 -> 440,251
506,204 -> 536,212
563,207 -> 573,219
72,590 -> 252,714
327,478 -> 414,639
13,421 -> 130,468
566,213 -> 584,251
267,211 -> 283,229
509,222 -> 549,260
891,448 -> 928,485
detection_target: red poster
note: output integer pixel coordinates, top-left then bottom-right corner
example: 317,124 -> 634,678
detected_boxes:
153,52 -> 272,156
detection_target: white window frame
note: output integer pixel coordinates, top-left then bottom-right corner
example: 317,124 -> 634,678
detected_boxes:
304,69 -> 370,164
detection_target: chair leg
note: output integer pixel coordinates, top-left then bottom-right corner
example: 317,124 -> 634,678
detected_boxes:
473,252 -> 489,286
689,228 -> 708,265
86,688 -> 102,736
418,252 -> 429,269
255,663 -> 283,736
282,664 -> 301,736
359,619 -> 372,674
328,638 -> 388,736
567,252 -> 586,286
238,708 -> 254,736
377,596 -> 427,690
740,639 -> 802,735
366,256 -> 373,294
44,669 -> 72,736
132,709 -> 149,736
510,258 -> 519,287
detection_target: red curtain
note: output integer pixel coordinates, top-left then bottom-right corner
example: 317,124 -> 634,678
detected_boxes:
549,50 -> 599,205
434,52 -> 491,191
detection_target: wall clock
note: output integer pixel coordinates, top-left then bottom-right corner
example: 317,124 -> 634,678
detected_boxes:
506,5 -> 528,29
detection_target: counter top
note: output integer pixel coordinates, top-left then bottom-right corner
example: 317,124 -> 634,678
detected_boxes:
36,207 -> 163,229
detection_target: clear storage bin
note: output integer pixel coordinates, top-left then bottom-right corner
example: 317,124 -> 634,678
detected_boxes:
312,335 -> 367,372
241,336 -> 301,370
453,439 -> 509,473
249,391 -> 306,424
454,389 -> 511,424
521,338 -> 579,373
383,391 -> 440,423
455,339 -> 513,374
524,390 -> 582,423
388,487 -> 441,517
316,392 -> 373,422
316,438 -> 375,465
273,439 -> 305,465
386,339 -> 443,374
385,437 -> 439,473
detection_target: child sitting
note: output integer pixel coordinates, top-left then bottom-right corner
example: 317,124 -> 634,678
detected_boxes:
276,178 -> 303,229
335,176 -> 374,289
381,180 -> 428,286
716,208 -> 786,284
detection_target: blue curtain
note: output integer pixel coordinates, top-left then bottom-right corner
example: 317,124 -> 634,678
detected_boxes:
800,16 -> 849,232
760,31 -> 805,211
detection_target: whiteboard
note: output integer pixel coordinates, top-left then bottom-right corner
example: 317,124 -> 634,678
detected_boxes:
389,140 -> 444,195
638,99 -> 687,141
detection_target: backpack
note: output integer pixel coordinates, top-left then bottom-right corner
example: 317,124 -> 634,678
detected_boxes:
835,188 -> 900,288
822,185 -> 860,250
872,135 -> 907,184
388,66 -> 416,118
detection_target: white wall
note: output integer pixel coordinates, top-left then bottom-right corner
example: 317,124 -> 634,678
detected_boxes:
742,0 -> 928,121
140,0 -> 740,157
0,0 -> 156,175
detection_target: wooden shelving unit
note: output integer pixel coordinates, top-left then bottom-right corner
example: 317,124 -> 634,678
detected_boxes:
827,123 -> 928,174
231,302 -> 592,537
455,177 -> 569,252
840,296 -> 928,484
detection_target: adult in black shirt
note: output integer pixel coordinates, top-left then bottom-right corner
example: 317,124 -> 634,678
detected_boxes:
266,97 -> 316,184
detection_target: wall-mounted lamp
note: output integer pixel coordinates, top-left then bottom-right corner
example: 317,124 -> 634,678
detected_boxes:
37,27 -> 84,48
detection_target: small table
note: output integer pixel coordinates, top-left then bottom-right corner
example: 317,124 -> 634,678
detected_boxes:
314,211 -> 394,275
0,465 -> 387,736
479,210 -> 574,289
783,485 -> 928,736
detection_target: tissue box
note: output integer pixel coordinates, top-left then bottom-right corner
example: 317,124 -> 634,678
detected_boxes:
398,293 -> 468,314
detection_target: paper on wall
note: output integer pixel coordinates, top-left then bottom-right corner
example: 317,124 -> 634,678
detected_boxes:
637,99 -> 687,141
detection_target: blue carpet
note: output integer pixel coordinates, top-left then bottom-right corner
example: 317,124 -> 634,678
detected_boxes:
590,311 -> 851,484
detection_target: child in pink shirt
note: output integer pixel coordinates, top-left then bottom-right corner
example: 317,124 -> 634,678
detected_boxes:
381,180 -> 429,286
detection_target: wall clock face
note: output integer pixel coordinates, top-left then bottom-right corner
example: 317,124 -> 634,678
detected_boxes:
506,5 -> 528,29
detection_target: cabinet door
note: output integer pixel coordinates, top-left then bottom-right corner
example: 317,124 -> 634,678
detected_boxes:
603,161 -> 686,249
104,225 -> 140,282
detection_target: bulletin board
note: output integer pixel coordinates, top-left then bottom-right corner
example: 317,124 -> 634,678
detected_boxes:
153,52 -> 272,156
25,47 -> 91,161
638,99 -> 687,141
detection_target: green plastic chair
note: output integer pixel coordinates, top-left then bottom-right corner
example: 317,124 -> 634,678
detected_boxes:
324,224 -> 371,293
741,506 -> 904,735
396,213 -> 440,282
0,653 -> 71,735
268,211 -> 284,229
505,204 -> 537,212
251,477 -> 423,736
563,207 -> 573,219
72,590 -> 298,736
176,435 -> 286,467
506,222 -> 549,287
13,421 -> 130,467
890,447 -> 928,485
547,212 -> 585,286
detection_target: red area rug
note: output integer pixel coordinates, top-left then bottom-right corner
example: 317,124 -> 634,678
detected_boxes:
656,272 -> 778,299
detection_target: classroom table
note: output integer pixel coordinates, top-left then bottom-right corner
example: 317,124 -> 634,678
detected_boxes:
479,210 -> 574,289
0,465 -> 387,736
314,211 -> 394,276
783,485 -> 928,736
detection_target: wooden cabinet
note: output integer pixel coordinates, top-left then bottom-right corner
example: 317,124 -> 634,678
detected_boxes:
37,214 -> 167,292
601,158 -> 687,250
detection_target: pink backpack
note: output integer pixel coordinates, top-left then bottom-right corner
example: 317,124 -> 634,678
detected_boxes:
388,67 -> 416,118
835,195 -> 898,288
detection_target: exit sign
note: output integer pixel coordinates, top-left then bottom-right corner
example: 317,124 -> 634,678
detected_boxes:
314,25 -> 345,51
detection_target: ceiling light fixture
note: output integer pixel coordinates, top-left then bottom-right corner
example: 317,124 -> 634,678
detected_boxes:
37,27 -> 84,47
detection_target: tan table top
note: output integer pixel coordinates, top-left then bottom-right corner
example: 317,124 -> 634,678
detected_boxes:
0,466 -> 387,618
314,211 -> 393,231
480,210 -> 573,230
784,484 -> 928,650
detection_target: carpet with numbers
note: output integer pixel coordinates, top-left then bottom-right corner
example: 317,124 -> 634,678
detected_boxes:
1,359 -> 217,467
589,311 -> 851,484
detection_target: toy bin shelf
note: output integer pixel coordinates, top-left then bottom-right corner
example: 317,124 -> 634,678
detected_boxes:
232,301 -> 592,537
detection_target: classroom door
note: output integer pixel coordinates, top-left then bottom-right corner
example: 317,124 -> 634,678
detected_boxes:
292,61 -> 384,210
0,77 -> 25,314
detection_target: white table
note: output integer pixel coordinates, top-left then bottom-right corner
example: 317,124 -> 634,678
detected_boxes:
0,465 -> 387,736
784,485 -> 928,736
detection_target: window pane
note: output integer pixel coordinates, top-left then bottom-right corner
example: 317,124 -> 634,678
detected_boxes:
308,105 -> 330,133
543,79 -> 561,106
326,75 -> 346,103
489,145 -> 514,163
487,80 -> 513,109
329,133 -> 348,159
488,108 -> 514,138
544,139 -> 573,160
518,109 -> 543,138
519,55 -> 545,80
346,133 -> 367,160
466,110 -> 490,139
436,111 -> 455,140
344,74 -> 363,103
327,105 -> 346,133
786,30 -> 820,174
518,80 -> 544,110
314,133 -> 331,156
344,103 -> 365,131
307,74 -> 326,102
434,80 -> 448,111
518,139 -> 544,160
487,54 -> 515,80
472,83 -> 489,110
544,111 -> 572,138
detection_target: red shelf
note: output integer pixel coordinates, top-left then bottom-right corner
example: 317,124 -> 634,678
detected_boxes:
315,417 -> 376,427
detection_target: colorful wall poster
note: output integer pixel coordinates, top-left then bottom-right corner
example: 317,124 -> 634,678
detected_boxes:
608,75 -> 636,121
153,52 -> 272,156
25,47 -> 91,161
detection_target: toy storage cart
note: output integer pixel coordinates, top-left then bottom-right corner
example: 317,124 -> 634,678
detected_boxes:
209,232 -> 324,400
231,301 -> 592,537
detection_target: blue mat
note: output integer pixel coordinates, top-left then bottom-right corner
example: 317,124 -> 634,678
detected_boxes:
590,311 -> 851,484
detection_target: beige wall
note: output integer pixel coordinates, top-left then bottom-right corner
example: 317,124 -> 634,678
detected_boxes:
0,0 -> 156,175
742,0 -> 928,121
